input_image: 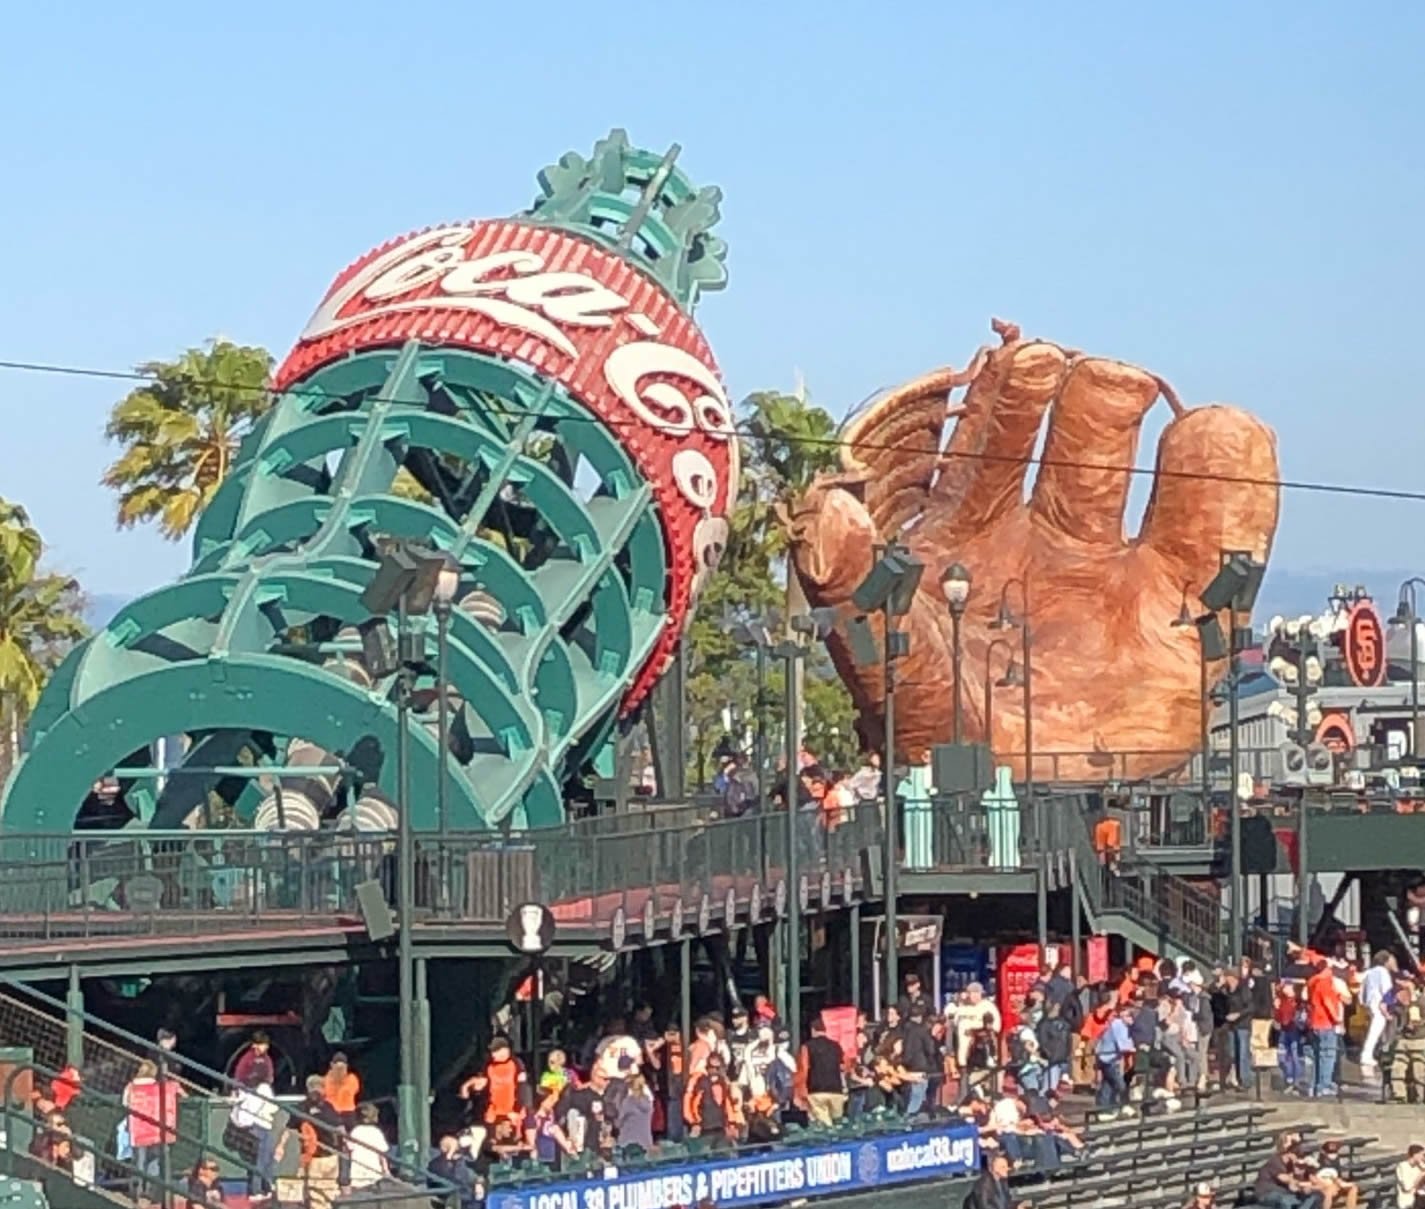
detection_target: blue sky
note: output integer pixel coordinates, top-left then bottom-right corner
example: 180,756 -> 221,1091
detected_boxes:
1,1 -> 1421,601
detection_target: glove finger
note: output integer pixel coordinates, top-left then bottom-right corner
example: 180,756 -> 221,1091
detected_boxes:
1028,358 -> 1162,545
933,337 -> 1067,530
1138,404 -> 1279,591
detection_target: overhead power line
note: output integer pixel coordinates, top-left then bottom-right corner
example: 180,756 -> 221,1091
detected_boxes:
0,355 -> 1421,504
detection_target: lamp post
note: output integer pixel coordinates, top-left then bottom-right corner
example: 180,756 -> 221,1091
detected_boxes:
730,617 -> 775,813
433,556 -> 460,843
984,637 -> 1014,740
990,578 -> 1044,956
774,630 -> 806,1051
1173,592 -> 1226,843
940,564 -> 972,743
851,544 -> 923,1015
1394,579 -> 1425,759
359,541 -> 448,1164
1199,551 -> 1267,964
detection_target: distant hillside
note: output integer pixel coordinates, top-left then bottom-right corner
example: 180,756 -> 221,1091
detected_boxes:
1253,567 -> 1413,623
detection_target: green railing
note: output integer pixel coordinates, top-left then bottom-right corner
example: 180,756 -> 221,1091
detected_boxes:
0,979 -> 450,1202
1065,803 -> 1232,967
0,803 -> 881,951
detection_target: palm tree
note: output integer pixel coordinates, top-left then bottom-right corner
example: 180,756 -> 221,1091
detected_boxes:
102,340 -> 274,539
0,500 -> 87,781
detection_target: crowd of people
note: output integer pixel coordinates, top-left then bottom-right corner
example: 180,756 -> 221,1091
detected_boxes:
18,937 -> 1425,1209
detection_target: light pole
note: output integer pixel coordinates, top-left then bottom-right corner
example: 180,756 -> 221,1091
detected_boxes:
1173,592 -> 1229,843
1394,579 -> 1425,759
851,544 -> 923,1015
359,541 -> 448,1164
991,578 -> 1044,956
984,637 -> 1014,740
730,617 -> 775,813
1199,551 -> 1266,963
773,630 -> 805,1051
940,564 -> 972,743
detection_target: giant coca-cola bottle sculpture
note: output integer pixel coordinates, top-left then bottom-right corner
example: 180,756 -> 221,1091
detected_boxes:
3,131 -> 733,833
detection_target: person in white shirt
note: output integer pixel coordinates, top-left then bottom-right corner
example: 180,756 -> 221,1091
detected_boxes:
1361,950 -> 1398,1077
346,1104 -> 390,1190
1397,1144 -> 1425,1209
952,983 -> 1002,1068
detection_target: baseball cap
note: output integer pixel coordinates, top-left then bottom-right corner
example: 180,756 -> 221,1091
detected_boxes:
1195,1182 -> 1213,1197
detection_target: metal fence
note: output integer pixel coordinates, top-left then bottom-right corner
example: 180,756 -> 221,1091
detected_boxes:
0,802 -> 883,949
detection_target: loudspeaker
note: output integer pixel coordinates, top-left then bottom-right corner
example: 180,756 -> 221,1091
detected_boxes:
355,879 -> 396,941
932,742 -> 995,794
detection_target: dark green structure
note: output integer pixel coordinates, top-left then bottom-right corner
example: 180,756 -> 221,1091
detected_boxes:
1,131 -> 734,835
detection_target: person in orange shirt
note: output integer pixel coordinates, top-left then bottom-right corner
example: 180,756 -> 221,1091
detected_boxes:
323,1054 -> 360,1125
1305,962 -> 1344,1099
459,1037 -> 530,1126
322,1052 -> 361,1187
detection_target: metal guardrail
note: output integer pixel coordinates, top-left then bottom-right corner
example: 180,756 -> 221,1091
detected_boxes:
900,797 -> 1044,872
0,979 -> 450,1201
0,803 -> 882,950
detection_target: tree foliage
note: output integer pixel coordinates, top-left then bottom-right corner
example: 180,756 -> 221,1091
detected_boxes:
0,500 -> 88,780
102,340 -> 275,539
684,390 -> 859,785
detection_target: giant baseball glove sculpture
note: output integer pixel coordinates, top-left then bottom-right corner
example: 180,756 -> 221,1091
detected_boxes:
787,320 -> 1280,782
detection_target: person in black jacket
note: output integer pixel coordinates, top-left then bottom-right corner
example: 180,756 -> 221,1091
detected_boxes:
1221,970 -> 1254,1089
1036,1001 -> 1074,1093
1248,961 -> 1276,1069
965,1152 -> 1013,1209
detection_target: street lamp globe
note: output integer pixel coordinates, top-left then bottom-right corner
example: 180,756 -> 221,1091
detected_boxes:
940,562 -> 972,615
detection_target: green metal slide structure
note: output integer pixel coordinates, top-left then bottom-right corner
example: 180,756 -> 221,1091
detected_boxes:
0,131 -> 730,837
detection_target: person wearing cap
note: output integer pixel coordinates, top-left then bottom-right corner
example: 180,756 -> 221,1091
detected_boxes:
727,1005 -> 754,1077
459,1036 -> 530,1126
899,972 -> 933,1020
952,983 -> 1000,1070
1092,1002 -> 1133,1112
298,1074 -> 344,1209
1182,1181 -> 1215,1208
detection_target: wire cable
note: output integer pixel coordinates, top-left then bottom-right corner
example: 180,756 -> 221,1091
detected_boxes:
0,355 -> 1420,503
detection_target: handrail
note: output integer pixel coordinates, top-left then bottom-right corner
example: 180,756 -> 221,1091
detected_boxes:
0,978 -> 449,1199
5,1058 -> 227,1209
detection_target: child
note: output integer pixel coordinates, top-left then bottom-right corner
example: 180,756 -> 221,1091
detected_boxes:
539,1050 -> 570,1097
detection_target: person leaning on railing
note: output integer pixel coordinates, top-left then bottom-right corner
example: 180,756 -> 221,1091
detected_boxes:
297,1073 -> 345,1209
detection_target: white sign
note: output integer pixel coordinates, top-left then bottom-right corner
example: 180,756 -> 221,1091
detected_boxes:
298,226 -> 736,512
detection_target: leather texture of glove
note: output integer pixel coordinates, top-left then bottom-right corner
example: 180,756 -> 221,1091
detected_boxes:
786,318 -> 1280,782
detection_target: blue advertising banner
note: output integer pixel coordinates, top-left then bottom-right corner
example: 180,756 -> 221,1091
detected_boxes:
486,1123 -> 980,1209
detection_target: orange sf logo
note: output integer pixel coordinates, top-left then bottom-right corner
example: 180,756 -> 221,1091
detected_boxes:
1345,602 -> 1386,687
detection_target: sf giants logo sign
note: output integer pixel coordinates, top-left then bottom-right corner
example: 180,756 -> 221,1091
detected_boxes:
1344,600 -> 1386,687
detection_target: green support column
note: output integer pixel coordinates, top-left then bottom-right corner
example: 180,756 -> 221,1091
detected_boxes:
849,905 -> 861,1012
679,940 -> 692,1041
65,966 -> 83,1068
768,925 -> 784,1010
415,958 -> 431,1161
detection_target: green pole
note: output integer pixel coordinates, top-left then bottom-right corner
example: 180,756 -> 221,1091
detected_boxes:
396,591 -> 418,1163
415,957 -> 431,1161
679,940 -> 692,1041
65,966 -> 83,1069
849,904 -> 861,1012
883,601 -> 899,1014
784,643 -> 802,1051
